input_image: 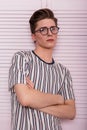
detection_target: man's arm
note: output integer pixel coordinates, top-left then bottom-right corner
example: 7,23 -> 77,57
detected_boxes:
14,83 -> 64,109
14,78 -> 76,120
39,99 -> 76,120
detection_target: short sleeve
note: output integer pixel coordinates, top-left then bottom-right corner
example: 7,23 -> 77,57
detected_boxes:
59,68 -> 75,100
8,52 -> 28,91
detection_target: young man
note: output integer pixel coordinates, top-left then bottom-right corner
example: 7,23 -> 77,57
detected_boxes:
9,8 -> 76,130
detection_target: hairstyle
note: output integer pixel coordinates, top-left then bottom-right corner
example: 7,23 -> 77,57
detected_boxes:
29,8 -> 57,34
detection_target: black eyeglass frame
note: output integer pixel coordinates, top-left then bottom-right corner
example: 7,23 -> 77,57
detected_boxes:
34,26 -> 59,35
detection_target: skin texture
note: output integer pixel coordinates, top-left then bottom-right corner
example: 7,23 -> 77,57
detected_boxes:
14,18 -> 76,119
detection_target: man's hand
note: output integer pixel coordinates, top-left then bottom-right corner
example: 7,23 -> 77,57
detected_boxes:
26,76 -> 34,89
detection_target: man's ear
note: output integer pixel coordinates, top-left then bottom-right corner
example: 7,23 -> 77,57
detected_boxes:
31,34 -> 36,43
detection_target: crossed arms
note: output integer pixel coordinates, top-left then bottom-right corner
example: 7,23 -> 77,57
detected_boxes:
14,77 -> 76,120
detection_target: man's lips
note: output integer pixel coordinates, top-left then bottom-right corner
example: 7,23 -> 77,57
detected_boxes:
46,39 -> 54,41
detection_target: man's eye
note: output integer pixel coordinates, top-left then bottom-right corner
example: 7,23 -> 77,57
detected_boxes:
40,28 -> 46,32
40,28 -> 44,32
51,27 -> 55,30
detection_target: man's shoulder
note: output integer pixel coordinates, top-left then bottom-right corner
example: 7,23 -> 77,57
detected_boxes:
55,61 -> 70,73
14,50 -> 32,57
12,50 -> 33,63
55,61 -> 66,69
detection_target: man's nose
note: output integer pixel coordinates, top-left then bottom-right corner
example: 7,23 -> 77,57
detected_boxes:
47,28 -> 52,35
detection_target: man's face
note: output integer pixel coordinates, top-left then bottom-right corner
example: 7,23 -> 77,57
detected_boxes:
32,19 -> 58,50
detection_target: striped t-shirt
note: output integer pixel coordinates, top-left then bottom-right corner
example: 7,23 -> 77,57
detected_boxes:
9,50 -> 75,130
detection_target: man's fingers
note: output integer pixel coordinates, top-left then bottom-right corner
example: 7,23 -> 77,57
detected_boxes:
26,77 -> 34,88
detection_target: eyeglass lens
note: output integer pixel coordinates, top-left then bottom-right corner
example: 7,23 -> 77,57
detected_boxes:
35,26 -> 59,35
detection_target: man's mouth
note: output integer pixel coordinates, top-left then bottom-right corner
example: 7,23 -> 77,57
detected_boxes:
46,39 -> 54,41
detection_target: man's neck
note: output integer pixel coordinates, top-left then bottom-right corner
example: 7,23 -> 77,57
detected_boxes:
34,48 -> 53,63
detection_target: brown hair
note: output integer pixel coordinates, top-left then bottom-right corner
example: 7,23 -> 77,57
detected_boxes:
29,8 -> 57,34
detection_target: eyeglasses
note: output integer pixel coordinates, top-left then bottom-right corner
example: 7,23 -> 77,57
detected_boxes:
34,26 -> 59,35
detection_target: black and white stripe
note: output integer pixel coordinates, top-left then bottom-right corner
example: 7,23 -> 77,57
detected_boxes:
9,50 -> 75,130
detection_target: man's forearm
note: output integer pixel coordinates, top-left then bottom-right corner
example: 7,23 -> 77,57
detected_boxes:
25,87 -> 64,109
39,99 -> 76,120
15,84 -> 64,109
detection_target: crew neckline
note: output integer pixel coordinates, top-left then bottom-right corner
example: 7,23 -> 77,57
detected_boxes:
32,50 -> 55,65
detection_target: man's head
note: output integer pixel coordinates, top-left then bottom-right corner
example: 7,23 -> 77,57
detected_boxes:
29,8 -> 57,34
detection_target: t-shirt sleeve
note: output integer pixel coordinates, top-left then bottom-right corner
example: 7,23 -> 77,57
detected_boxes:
8,52 -> 28,91
59,68 -> 75,100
